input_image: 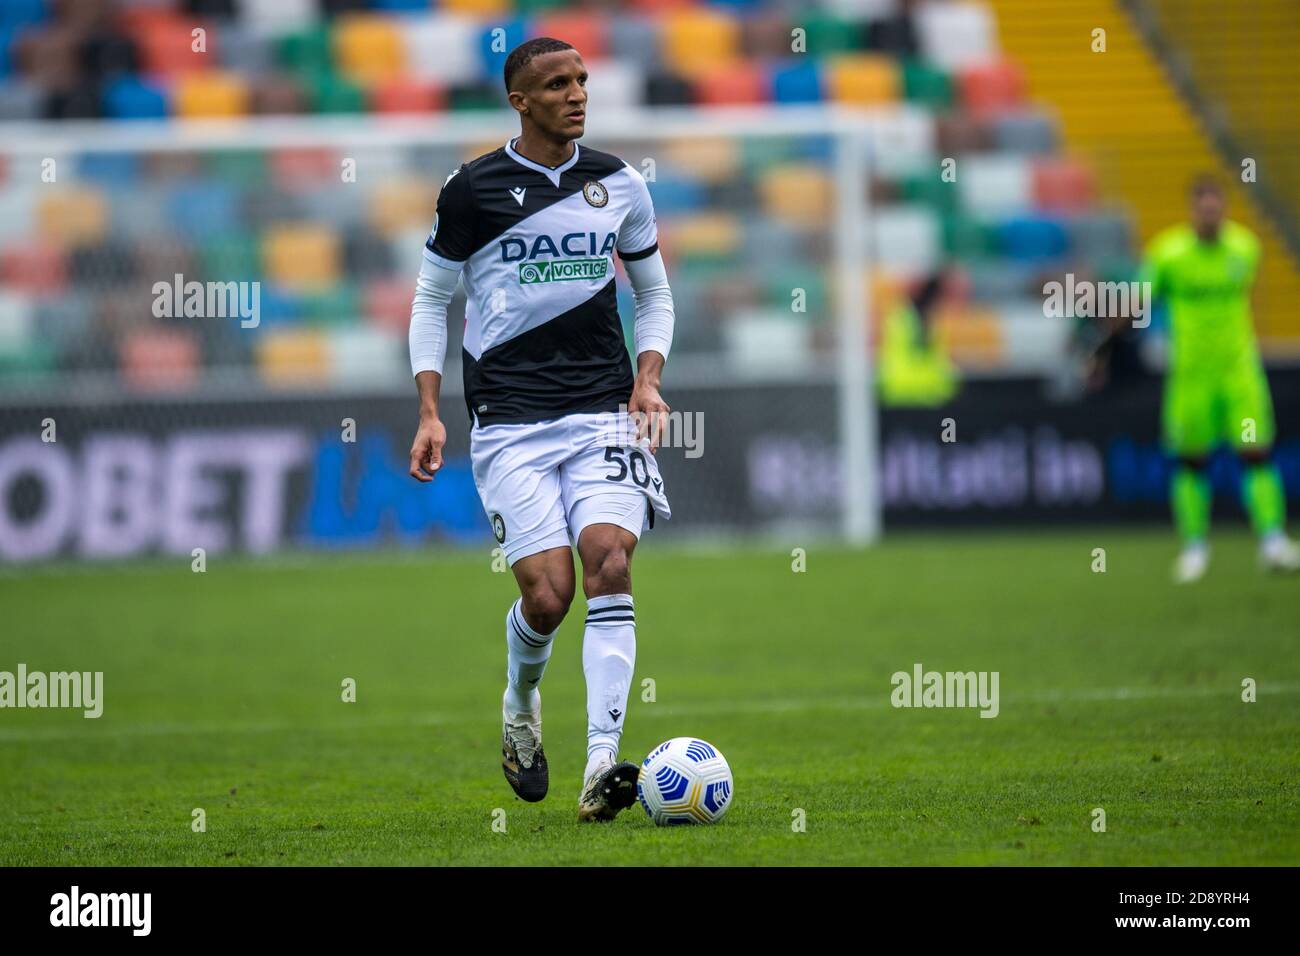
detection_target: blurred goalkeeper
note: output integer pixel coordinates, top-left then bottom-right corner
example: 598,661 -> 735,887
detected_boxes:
1143,175 -> 1299,582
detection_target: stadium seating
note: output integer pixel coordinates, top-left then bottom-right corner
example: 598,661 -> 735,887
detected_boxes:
989,0 -> 1300,345
0,0 -> 1253,388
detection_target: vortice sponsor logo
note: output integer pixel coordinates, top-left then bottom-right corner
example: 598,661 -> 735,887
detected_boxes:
519,258 -> 609,284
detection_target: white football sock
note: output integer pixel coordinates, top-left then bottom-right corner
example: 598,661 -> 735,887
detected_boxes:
504,597 -> 555,715
582,593 -> 635,777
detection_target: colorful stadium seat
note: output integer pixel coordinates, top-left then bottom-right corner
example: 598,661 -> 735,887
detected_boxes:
130,13 -> 215,76
370,76 -> 444,114
827,54 -> 899,104
444,0 -> 513,14
758,164 -> 832,227
801,11 -> 864,57
957,60 -> 1025,114
662,9 -> 741,77
369,178 -> 437,237
900,58 -> 953,108
990,111 -> 1057,154
270,147 -> 341,191
583,59 -> 643,110
873,205 -> 942,273
1031,157 -> 1095,211
915,1 -> 999,71
996,215 -> 1070,262
532,12 -> 608,59
36,187 -> 107,247
958,154 -> 1032,215
606,15 -> 661,71
256,328 -> 330,384
102,75 -> 168,118
329,326 -> 403,384
263,224 -> 341,291
693,62 -> 766,105
401,15 -> 485,87
239,0 -> 316,34
770,59 -> 823,104
332,14 -> 406,88
174,72 -> 250,118
1,242 -> 65,296
120,328 -> 200,391
661,212 -> 742,261
663,137 -> 740,184
363,277 -> 415,334
478,17 -> 529,82
249,74 -> 309,115
308,71 -> 366,114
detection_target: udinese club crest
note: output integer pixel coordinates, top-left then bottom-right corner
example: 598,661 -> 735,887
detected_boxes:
582,181 -> 608,208
491,512 -> 506,543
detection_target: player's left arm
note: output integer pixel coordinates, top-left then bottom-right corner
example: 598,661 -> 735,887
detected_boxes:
625,250 -> 674,451
618,164 -> 675,453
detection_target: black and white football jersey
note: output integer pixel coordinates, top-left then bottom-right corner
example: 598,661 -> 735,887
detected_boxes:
423,138 -> 660,427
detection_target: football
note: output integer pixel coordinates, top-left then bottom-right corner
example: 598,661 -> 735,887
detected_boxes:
637,737 -> 733,825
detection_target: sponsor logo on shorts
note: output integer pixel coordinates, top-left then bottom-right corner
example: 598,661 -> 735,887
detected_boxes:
518,258 -> 608,284
491,512 -> 506,543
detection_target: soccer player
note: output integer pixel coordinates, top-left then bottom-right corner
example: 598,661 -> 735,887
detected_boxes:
1144,175 -> 1299,582
405,38 -> 676,821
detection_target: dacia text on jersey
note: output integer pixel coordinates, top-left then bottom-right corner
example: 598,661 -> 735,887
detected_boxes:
502,232 -> 616,284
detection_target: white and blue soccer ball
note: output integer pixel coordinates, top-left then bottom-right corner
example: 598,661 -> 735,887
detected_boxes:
637,737 -> 733,825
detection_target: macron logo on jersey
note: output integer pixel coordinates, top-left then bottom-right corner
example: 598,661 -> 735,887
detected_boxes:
509,187 -> 526,206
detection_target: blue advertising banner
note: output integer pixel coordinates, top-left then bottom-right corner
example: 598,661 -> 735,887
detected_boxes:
1,372 -> 1298,562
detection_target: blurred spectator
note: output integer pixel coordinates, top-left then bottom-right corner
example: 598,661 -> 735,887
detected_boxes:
878,270 -> 960,407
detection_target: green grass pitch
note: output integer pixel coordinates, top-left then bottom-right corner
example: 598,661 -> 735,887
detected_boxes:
1,529 -> 1297,866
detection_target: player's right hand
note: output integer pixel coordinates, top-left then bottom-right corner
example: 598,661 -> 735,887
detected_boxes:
408,416 -> 446,482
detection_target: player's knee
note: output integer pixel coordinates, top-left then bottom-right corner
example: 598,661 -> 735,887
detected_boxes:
520,584 -> 571,634
584,546 -> 632,596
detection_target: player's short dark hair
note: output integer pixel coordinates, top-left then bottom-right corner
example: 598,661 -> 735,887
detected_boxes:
1189,174 -> 1223,198
504,37 -> 576,94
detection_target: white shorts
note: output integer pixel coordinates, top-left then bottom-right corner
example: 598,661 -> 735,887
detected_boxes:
470,410 -> 672,566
